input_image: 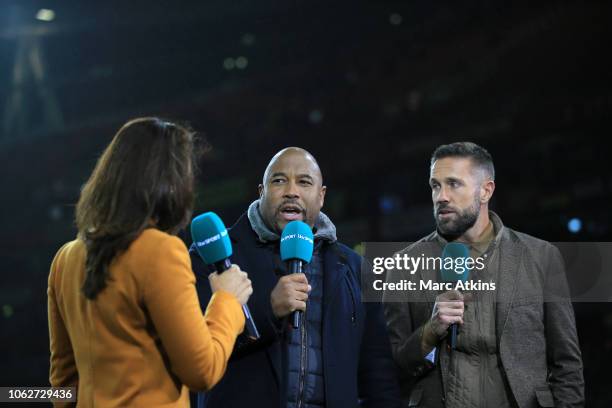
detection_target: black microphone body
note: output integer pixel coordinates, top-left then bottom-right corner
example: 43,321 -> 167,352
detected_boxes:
450,323 -> 458,349
214,258 -> 260,340
288,259 -> 305,329
440,242 -> 471,350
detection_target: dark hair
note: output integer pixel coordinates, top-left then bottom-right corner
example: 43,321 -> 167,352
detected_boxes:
430,141 -> 495,180
77,117 -> 199,299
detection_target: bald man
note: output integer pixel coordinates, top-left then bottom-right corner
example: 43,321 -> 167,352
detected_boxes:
190,147 -> 400,408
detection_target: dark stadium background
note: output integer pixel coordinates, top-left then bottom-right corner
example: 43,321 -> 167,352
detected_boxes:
1,0 -> 610,406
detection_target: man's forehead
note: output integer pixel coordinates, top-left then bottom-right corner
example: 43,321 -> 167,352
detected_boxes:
430,157 -> 474,178
264,150 -> 322,181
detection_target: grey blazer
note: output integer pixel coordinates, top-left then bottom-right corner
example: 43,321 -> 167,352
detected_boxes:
383,226 -> 584,408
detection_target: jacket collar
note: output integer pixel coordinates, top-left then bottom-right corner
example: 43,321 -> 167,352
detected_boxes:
246,199 -> 337,243
419,211 -> 522,340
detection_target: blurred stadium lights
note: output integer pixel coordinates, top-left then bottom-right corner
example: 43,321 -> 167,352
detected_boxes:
0,8 -> 57,39
3,305 -> 14,319
235,56 -> 248,69
389,13 -> 402,26
36,9 -> 55,22
223,56 -> 248,70
379,195 -> 402,214
223,57 -> 236,70
48,205 -> 63,222
2,31 -> 64,141
568,217 -> 582,234
308,109 -> 324,124
241,33 -> 255,46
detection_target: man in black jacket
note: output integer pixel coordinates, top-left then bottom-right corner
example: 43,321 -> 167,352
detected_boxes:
191,147 -> 400,408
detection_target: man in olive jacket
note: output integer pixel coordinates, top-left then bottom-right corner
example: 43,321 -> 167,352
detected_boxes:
383,142 -> 584,408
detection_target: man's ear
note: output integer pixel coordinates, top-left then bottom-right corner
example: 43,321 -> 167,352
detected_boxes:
480,180 -> 495,204
258,184 -> 264,199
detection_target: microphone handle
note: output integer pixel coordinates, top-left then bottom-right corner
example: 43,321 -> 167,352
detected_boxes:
214,258 -> 260,340
448,282 -> 464,350
450,323 -> 458,349
289,260 -> 304,329
215,258 -> 233,272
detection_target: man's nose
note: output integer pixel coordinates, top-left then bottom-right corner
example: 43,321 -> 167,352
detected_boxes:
283,181 -> 300,199
436,186 -> 450,203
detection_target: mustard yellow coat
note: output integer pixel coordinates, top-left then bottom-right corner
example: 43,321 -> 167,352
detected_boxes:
48,228 -> 244,407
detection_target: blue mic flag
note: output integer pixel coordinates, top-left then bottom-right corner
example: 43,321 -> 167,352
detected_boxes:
441,242 -> 471,283
191,212 -> 232,265
191,211 -> 260,340
280,221 -> 314,263
280,221 -> 314,329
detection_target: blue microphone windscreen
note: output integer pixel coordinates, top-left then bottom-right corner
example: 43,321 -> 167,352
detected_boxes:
280,221 -> 314,263
191,212 -> 232,264
441,242 -> 471,283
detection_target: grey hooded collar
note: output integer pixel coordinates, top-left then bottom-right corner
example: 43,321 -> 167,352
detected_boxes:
247,199 -> 337,244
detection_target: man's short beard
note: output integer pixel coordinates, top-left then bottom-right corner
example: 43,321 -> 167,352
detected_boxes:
435,197 -> 480,238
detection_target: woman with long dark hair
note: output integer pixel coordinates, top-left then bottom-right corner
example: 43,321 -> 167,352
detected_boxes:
48,117 -> 252,407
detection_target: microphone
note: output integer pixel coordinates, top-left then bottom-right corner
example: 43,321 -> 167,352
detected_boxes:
191,212 -> 260,340
280,220 -> 314,329
441,242 -> 471,349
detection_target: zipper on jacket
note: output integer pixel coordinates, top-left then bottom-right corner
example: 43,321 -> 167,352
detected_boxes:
345,275 -> 357,325
475,297 -> 487,408
297,305 -> 307,408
